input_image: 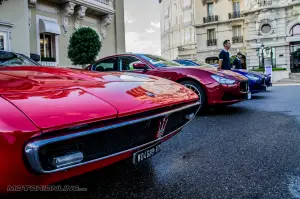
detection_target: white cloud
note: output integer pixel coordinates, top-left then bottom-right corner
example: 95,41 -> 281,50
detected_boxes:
125,32 -> 161,55
124,11 -> 135,24
150,21 -> 160,28
145,28 -> 155,33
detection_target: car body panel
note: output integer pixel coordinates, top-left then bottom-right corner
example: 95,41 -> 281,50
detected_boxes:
174,59 -> 267,94
0,66 -> 198,129
87,54 -> 250,106
0,66 -> 200,192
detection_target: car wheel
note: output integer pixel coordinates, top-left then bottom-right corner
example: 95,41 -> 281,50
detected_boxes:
180,80 -> 207,115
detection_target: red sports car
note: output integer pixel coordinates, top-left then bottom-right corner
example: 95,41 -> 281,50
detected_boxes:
0,66 -> 200,193
86,53 -> 251,113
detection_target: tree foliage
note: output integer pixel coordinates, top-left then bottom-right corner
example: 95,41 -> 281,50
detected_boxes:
68,27 -> 101,66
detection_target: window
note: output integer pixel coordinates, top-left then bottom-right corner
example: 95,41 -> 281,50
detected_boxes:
233,1 -> 240,13
207,3 -> 213,17
185,29 -> 191,42
92,57 -> 118,71
290,24 -> 300,36
173,31 -> 180,44
119,56 -> 146,71
261,24 -> 271,34
232,26 -> 242,36
183,10 -> 192,23
164,20 -> 170,31
183,0 -> 192,9
207,29 -> 215,40
0,31 -> 8,51
40,33 -> 56,61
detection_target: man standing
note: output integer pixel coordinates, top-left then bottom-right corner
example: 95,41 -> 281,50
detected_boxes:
218,40 -> 231,70
233,52 -> 243,69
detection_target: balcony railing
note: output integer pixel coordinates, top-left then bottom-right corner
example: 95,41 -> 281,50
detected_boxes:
203,15 -> 218,23
232,36 -> 243,44
229,12 -> 243,19
258,0 -> 272,6
207,39 -> 217,46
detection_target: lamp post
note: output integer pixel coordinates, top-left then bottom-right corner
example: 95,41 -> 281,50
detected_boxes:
261,43 -> 265,68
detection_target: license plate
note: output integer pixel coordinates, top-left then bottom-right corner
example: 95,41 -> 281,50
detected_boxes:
247,92 -> 252,100
133,143 -> 161,164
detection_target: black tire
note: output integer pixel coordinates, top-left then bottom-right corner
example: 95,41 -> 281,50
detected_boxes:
179,80 -> 207,115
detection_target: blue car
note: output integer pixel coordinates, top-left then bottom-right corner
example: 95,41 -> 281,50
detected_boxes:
173,59 -> 268,94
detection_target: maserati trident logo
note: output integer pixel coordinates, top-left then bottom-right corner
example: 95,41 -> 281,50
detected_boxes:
156,116 -> 169,138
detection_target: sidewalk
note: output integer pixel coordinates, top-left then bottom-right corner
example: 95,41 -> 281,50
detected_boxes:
273,78 -> 300,86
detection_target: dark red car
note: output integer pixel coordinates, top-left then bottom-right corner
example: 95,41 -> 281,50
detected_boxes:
86,53 -> 251,113
0,65 -> 200,193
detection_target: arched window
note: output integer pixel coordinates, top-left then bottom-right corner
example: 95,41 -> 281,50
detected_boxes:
290,24 -> 300,36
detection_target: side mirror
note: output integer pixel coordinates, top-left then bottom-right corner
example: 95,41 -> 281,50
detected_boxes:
132,62 -> 147,70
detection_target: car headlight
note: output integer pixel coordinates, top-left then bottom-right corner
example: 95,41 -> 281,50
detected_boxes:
211,75 -> 236,84
245,74 -> 260,81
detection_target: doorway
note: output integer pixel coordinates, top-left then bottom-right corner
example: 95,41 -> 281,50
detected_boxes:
0,31 -> 9,51
290,42 -> 300,73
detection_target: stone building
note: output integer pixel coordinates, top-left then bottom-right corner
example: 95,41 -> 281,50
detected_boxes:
193,0 -> 246,64
159,0 -> 197,61
0,0 -> 125,66
160,0 -> 300,73
243,0 -> 300,72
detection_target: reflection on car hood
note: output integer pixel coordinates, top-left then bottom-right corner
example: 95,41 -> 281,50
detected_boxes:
0,66 -> 198,130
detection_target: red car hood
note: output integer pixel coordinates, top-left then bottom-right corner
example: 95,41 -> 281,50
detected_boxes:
0,66 -> 198,130
166,65 -> 248,81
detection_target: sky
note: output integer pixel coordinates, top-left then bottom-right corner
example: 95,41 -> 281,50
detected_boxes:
124,0 -> 161,55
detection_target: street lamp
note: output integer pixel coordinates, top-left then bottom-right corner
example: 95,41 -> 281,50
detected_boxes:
261,43 -> 265,68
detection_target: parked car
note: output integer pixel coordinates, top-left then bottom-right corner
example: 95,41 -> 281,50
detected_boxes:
174,59 -> 268,94
86,53 -> 251,113
0,50 -> 40,66
0,64 -> 200,193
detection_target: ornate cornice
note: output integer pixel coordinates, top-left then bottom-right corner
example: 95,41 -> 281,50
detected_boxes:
75,5 -> 87,29
61,2 -> 76,35
100,14 -> 113,41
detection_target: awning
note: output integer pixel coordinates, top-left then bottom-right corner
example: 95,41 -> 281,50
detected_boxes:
39,19 -> 61,35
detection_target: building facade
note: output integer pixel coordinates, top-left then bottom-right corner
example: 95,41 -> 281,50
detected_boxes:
194,0 -> 246,65
243,0 -> 300,72
0,0 -> 125,67
160,0 -> 300,72
159,0 -> 197,60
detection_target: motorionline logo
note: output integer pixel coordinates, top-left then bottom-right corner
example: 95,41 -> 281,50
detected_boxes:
7,185 -> 87,192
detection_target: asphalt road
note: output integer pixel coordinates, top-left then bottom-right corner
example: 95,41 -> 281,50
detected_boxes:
12,85 -> 300,199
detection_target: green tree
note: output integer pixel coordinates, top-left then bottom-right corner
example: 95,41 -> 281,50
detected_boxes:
68,27 -> 101,68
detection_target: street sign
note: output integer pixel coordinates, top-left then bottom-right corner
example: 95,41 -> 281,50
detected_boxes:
265,65 -> 272,78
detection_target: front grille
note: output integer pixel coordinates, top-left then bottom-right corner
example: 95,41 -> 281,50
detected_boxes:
35,104 -> 200,172
240,81 -> 249,92
222,93 -> 247,101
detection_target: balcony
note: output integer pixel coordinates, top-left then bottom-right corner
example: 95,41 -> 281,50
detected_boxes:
258,0 -> 272,7
43,0 -> 115,15
232,36 -> 243,44
203,15 -> 218,23
207,39 -> 217,46
229,12 -> 243,19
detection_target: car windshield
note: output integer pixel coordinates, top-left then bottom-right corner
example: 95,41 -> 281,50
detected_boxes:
197,61 -> 216,68
139,54 -> 182,67
175,60 -> 199,66
0,51 -> 39,66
